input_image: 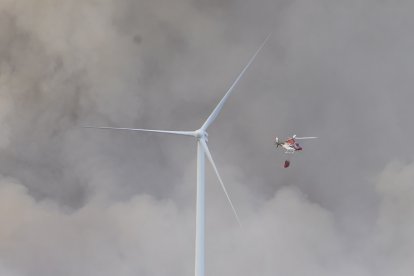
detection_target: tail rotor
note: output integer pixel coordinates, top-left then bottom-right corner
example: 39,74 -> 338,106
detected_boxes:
275,137 -> 281,147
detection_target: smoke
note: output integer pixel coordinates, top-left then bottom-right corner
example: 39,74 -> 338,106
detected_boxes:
0,0 -> 414,275
1,162 -> 414,276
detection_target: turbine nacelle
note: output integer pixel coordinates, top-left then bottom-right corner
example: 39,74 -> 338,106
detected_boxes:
194,129 -> 208,141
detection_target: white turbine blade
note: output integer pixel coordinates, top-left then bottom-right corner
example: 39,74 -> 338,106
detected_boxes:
200,139 -> 242,227
201,34 -> 271,131
294,137 -> 318,140
83,126 -> 195,137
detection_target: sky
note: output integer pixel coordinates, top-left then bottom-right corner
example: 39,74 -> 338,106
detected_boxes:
0,0 -> 414,275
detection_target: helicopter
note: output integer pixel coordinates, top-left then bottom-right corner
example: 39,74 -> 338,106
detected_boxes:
274,135 -> 318,168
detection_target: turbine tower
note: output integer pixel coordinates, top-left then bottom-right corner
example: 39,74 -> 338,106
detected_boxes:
84,35 -> 270,276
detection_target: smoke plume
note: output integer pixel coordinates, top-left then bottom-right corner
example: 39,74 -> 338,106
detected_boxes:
0,0 -> 413,275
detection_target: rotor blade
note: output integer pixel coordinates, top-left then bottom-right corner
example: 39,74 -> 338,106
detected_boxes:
201,34 -> 271,131
83,126 -> 195,137
294,137 -> 318,140
200,139 -> 242,227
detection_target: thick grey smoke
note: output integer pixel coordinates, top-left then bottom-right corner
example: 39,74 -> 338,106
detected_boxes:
0,0 -> 414,275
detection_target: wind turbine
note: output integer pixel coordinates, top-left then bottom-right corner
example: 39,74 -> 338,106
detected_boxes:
84,35 -> 270,276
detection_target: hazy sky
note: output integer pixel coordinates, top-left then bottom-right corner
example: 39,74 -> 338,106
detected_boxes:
0,0 -> 414,275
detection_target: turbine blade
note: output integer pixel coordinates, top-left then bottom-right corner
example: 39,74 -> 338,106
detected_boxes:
83,126 -> 195,137
200,139 -> 242,227
201,34 -> 271,131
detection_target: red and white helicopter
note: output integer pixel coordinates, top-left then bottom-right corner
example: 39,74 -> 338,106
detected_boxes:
274,135 -> 318,168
